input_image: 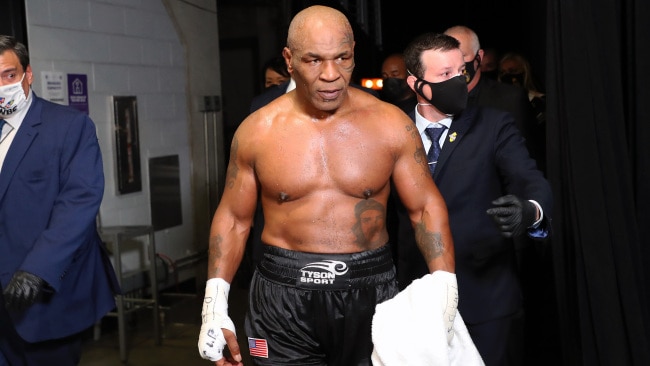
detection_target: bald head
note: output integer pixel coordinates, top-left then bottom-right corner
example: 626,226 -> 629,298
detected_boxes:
287,6 -> 353,50
444,25 -> 483,90
282,5 -> 356,113
444,25 -> 480,57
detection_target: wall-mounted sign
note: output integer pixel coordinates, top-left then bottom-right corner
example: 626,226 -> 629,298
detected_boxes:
67,74 -> 89,114
41,71 -> 67,105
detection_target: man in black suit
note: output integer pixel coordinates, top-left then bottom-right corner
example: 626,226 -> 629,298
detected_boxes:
444,26 -> 542,168
393,32 -> 552,366
444,28 -> 554,364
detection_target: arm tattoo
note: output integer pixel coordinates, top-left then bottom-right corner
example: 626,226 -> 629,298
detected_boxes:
414,221 -> 444,262
208,234 -> 224,277
405,123 -> 420,140
414,146 -> 428,167
406,124 -> 429,169
225,138 -> 239,189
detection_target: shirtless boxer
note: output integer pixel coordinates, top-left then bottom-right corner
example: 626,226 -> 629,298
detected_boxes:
198,5 -> 456,366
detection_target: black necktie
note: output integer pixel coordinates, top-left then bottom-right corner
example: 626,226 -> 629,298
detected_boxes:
425,126 -> 447,175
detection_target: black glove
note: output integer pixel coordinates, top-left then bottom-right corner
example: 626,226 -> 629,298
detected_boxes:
3,271 -> 46,311
486,195 -> 538,238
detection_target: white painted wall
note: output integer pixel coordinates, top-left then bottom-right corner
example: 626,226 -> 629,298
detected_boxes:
23,0 -> 212,277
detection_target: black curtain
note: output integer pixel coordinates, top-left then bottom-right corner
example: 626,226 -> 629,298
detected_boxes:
546,0 -> 650,364
0,0 -> 27,45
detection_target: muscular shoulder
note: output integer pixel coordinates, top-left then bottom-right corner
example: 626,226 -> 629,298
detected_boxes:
347,88 -> 413,133
233,94 -> 293,161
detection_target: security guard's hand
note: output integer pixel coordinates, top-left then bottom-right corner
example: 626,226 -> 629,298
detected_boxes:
486,195 -> 538,238
3,271 -> 46,311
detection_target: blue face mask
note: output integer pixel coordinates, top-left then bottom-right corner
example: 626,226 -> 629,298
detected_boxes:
413,74 -> 468,116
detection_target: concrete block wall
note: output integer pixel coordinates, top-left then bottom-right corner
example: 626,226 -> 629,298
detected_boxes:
24,0 -> 196,267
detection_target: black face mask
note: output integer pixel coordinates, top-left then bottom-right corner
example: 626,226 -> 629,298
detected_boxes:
381,78 -> 411,104
463,52 -> 481,83
500,72 -> 525,87
413,75 -> 468,116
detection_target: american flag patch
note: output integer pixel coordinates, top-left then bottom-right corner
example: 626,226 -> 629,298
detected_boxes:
248,337 -> 269,358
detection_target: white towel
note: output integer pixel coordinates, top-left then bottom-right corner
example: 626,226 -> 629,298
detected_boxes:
371,272 -> 484,366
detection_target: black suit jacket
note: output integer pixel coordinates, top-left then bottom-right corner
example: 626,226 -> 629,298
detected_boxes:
391,105 -> 552,325
469,76 -> 543,168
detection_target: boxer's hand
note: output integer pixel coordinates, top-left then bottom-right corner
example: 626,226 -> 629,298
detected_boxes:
198,278 -> 241,364
431,270 -> 458,344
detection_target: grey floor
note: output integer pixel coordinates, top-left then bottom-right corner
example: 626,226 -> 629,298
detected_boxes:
79,278 -> 253,366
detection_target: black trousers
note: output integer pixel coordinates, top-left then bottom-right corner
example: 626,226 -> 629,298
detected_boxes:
466,309 -> 525,366
0,298 -> 84,366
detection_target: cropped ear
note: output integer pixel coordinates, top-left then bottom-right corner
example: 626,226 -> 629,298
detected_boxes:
26,64 -> 34,86
476,49 -> 485,68
282,47 -> 292,73
406,74 -> 417,92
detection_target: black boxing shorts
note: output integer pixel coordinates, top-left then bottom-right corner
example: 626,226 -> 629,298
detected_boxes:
244,243 -> 399,366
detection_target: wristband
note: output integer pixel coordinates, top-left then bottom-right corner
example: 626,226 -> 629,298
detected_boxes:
198,278 -> 236,361
431,270 -> 458,343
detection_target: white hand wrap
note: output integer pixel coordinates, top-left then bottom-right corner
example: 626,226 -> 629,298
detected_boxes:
198,278 -> 237,361
432,270 -> 458,343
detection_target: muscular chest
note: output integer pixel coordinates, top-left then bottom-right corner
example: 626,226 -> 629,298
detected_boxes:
254,122 -> 392,199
